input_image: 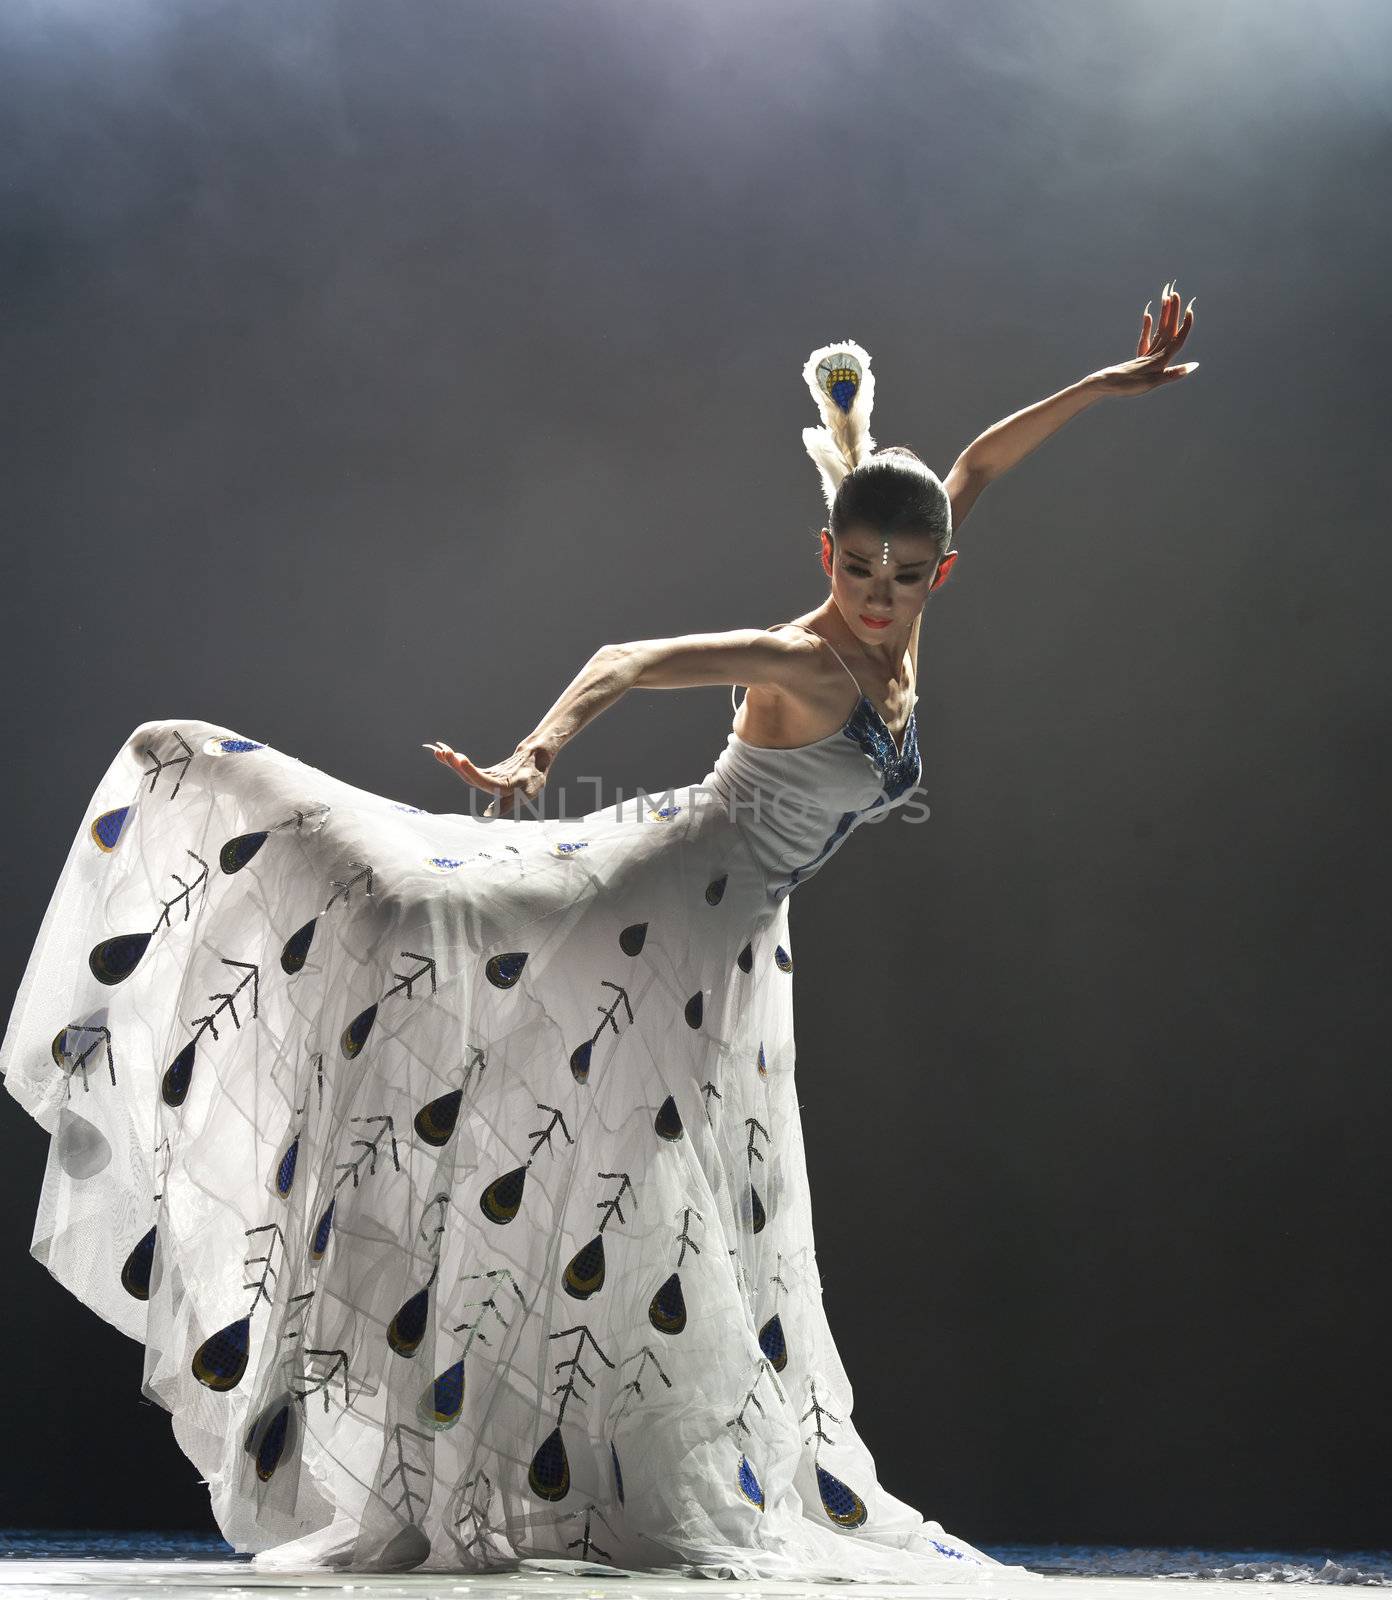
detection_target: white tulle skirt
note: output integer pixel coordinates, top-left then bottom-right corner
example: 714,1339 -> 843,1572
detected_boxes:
0,718 -> 1038,1583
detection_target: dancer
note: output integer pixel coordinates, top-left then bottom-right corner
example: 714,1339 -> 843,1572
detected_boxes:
0,288 -> 1196,1580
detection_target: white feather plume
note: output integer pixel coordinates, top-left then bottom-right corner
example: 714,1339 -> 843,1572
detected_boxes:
800,338 -> 878,512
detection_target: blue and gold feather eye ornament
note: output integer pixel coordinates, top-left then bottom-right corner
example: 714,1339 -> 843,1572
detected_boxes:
204,736 -> 266,756
529,1426 -> 570,1502
418,1360 -> 465,1431
816,1463 -> 868,1528
90,806 -> 131,853
816,351 -> 862,415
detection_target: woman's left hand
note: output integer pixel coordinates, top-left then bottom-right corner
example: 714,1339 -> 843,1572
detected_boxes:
1087,281 -> 1198,397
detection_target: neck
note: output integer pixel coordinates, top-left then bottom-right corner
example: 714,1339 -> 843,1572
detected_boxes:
816,603 -> 911,674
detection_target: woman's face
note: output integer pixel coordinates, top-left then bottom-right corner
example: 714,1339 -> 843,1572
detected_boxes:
821,527 -> 941,643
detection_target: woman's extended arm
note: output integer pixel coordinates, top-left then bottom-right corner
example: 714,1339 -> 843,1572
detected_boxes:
943,281 -> 1197,536
427,629 -> 813,815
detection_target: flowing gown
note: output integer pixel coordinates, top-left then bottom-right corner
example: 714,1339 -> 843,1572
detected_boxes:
0,623 -> 1040,1583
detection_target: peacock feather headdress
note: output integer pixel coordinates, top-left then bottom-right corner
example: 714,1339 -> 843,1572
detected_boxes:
800,339 -> 878,512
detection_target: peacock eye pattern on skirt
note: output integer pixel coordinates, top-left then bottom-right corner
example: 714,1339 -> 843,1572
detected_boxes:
120,1226 -> 158,1300
737,1452 -> 766,1509
817,1463 -> 869,1528
387,1286 -> 432,1357
649,1271 -> 687,1334
243,1394 -> 297,1485
757,1312 -> 787,1372
414,1088 -> 464,1146
90,805 -> 131,853
529,1425 -> 570,1501
418,1359 -> 465,1431
654,1093 -> 683,1140
41,721 -> 920,1560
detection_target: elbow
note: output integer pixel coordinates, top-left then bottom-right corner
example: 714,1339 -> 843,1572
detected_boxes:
595,640 -> 644,689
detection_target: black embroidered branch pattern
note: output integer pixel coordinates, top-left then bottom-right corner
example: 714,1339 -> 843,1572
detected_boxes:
801,1377 -> 843,1451
451,1268 -> 526,1356
586,979 -> 634,1049
242,1223 -> 286,1311
594,1171 -> 634,1232
528,1103 -> 573,1159
612,1344 -> 673,1426
382,1423 -> 434,1523
57,1023 -> 116,1092
549,1325 -> 615,1427
334,1114 -> 400,1190
675,1205 -> 703,1267
292,1348 -> 351,1412
153,851 -> 210,932
325,863 -> 374,912
725,1357 -> 786,1440
140,730 -> 194,800
188,957 -> 260,1042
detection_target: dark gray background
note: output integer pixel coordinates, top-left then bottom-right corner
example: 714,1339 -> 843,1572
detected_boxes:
1,0 -> 1387,1550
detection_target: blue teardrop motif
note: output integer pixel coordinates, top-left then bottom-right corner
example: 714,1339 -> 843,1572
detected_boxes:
480,1165 -> 526,1224
414,1088 -> 463,1146
563,1235 -> 605,1299
758,1312 -> 787,1371
192,1314 -> 251,1391
569,1040 -> 593,1084
737,1454 -> 765,1509
309,1199 -> 336,1263
649,1271 -> 687,1334
775,944 -> 793,973
705,874 -> 727,905
280,918 -> 317,975
340,1003 -> 377,1059
486,951 -> 527,988
611,1439 -> 625,1505
654,1094 -> 683,1140
387,1286 -> 430,1357
161,1039 -> 197,1107
418,1359 -> 465,1430
90,806 -> 131,853
254,1403 -> 292,1482
528,1425 -> 570,1502
737,941 -> 754,973
220,831 -> 268,874
619,921 -> 647,956
685,992 -> 703,1028
816,1463 -> 868,1527
121,1226 -> 157,1300
275,1137 -> 299,1198
89,931 -> 151,986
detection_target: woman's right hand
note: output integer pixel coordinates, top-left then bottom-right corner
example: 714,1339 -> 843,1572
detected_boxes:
423,741 -> 551,818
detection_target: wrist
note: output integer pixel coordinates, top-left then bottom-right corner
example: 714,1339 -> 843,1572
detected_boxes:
1077,370 -> 1115,401
518,735 -> 559,771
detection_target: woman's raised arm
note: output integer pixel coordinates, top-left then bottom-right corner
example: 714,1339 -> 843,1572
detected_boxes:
427,628 -> 812,815
944,281 -> 1197,538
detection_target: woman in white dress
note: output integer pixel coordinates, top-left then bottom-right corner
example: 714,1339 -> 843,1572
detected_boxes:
0,293 -> 1195,1580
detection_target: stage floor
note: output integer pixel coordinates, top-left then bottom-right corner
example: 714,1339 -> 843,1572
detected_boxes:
0,1562 -> 1376,1600
1,1542 -> 1387,1598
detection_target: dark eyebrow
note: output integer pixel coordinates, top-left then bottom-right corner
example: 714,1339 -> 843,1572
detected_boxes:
841,547 -> 928,569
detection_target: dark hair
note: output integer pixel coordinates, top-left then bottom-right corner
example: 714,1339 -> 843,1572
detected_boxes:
827,445 -> 952,555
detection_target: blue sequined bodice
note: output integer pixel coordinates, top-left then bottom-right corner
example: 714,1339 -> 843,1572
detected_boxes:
700,628 -> 923,902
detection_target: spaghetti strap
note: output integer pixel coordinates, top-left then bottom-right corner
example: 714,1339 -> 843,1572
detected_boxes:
731,620 -> 863,712
773,621 -> 863,696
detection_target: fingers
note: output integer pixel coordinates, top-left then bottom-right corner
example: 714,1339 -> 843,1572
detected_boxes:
1136,300 -> 1152,358
426,741 -> 508,793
